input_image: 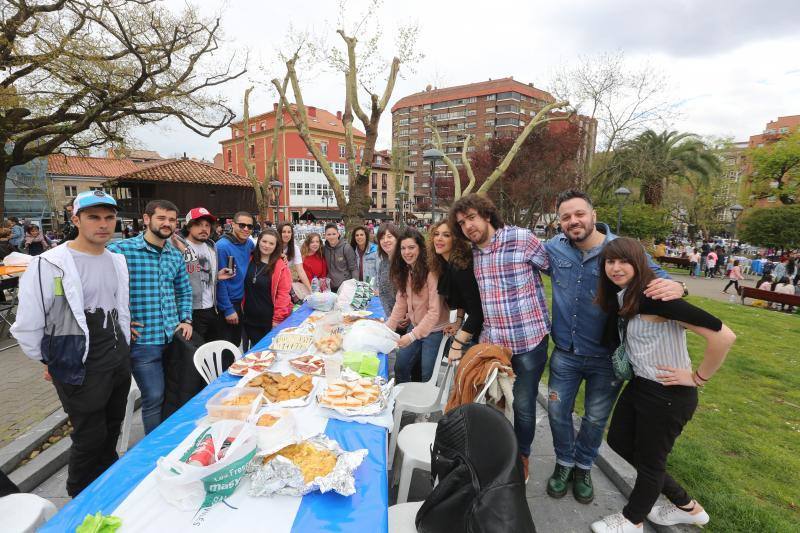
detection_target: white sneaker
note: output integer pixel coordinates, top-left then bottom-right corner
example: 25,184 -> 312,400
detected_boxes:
590,513 -> 642,533
647,502 -> 710,526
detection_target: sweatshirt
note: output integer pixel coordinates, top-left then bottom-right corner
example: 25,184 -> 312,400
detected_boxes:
323,238 -> 357,291
215,234 -> 255,316
302,253 -> 327,282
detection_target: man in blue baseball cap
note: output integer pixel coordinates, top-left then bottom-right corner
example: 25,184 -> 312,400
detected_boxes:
12,189 -> 134,496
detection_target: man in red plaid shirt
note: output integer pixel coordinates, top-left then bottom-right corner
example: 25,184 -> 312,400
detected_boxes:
450,194 -> 550,482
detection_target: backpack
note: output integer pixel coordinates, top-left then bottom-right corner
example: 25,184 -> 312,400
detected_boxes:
415,404 -> 535,533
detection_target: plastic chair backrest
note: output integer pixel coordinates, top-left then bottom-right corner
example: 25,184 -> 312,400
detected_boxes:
193,340 -> 241,384
474,367 -> 499,404
425,335 -> 451,387
434,361 -> 455,409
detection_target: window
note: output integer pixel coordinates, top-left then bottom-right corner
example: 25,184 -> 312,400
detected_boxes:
485,94 -> 496,101
249,144 -> 255,158
227,149 -> 232,162
371,173 -> 377,188
339,144 -> 346,158
260,121 -> 266,129
398,118 -> 409,126
467,109 -> 477,116
410,106 -> 419,111
423,104 -> 431,110
65,185 -> 78,198
381,192 -> 387,208
496,91 -> 521,101
409,139 -> 418,145
409,128 -> 418,134
234,130 -> 240,137
250,125 -> 256,133
398,129 -> 409,137
485,107 -> 495,113
410,161 -> 418,167
496,104 -> 520,114
381,173 -> 387,189
465,96 -> 477,104
484,132 -> 493,138
376,156 -> 383,164
320,142 -> 328,156
371,192 -> 377,208
409,150 -> 418,156
484,119 -> 495,127
466,122 -> 476,129
410,117 -> 419,124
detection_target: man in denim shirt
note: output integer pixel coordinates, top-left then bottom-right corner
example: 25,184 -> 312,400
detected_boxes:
544,190 -> 685,504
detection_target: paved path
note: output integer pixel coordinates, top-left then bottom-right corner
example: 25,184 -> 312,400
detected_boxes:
674,271 -> 757,304
0,339 -> 61,448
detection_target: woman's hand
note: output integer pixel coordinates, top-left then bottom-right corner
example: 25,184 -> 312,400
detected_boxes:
655,365 -> 696,387
442,322 -> 460,336
447,346 -> 463,363
397,334 -> 412,348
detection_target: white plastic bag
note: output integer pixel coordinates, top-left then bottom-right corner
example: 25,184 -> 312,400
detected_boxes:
343,320 -> 400,354
2,252 -> 32,266
155,420 -> 257,510
335,279 -> 372,311
307,290 -> 337,311
248,408 -> 300,455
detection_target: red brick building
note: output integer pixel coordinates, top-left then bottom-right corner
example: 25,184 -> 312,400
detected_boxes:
390,77 -> 595,211
746,115 -> 800,207
218,104 -> 365,222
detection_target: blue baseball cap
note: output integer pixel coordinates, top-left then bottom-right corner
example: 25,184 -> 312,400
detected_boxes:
73,190 -> 118,214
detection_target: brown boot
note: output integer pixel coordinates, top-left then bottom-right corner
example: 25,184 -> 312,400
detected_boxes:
520,454 -> 529,484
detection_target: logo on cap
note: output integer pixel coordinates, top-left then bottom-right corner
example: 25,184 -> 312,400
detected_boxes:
93,190 -> 107,197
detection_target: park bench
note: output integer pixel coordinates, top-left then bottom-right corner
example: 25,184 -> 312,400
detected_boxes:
738,286 -> 800,308
656,256 -> 692,270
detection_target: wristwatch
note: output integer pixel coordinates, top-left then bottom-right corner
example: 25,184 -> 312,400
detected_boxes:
181,319 -> 192,325
680,282 -> 689,297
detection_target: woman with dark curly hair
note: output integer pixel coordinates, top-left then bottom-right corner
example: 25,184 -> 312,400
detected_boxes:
428,219 -> 484,362
385,228 -> 450,383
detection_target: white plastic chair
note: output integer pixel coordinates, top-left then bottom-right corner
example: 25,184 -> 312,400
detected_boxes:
394,365 -> 498,503
388,335 -> 451,469
0,493 -> 57,532
116,378 -> 141,455
388,501 -> 424,533
193,340 -> 242,384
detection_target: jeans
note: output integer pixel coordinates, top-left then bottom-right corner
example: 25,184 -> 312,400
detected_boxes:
547,348 -> 623,469
394,330 -> 445,384
607,377 -> 697,524
511,335 -> 549,457
52,358 -> 131,496
130,343 -> 167,434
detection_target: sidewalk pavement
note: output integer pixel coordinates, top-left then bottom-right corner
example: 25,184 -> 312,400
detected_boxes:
0,339 -> 61,448
676,272 -> 755,304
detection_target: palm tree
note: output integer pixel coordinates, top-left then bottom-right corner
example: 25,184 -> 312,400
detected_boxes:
610,130 -> 720,206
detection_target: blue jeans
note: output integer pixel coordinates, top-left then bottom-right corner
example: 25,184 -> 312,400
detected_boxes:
394,330 -> 445,384
547,348 -> 623,469
130,343 -> 167,435
511,335 -> 549,457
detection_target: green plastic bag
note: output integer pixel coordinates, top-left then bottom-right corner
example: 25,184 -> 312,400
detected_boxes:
76,512 -> 122,533
342,351 -> 379,377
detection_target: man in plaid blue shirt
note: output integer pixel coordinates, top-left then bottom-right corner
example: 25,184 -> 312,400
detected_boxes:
108,199 -> 192,434
451,193 -> 550,483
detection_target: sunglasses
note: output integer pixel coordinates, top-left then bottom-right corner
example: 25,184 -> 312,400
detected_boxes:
237,223 -> 254,230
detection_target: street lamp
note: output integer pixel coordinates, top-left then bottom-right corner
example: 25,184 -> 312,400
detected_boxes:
730,204 -> 743,241
269,179 -> 283,224
613,187 -> 631,235
423,148 -> 444,222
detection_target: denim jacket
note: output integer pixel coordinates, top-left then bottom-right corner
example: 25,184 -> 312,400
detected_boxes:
544,223 -> 669,357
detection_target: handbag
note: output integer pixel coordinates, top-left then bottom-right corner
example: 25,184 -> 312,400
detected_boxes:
611,316 -> 633,381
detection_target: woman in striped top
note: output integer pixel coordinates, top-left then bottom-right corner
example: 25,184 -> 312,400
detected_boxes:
590,237 -> 736,533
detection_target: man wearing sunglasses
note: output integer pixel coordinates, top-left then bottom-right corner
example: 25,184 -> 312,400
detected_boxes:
216,211 -> 255,347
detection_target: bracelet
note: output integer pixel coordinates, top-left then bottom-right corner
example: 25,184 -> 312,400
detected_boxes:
456,316 -> 464,322
692,373 -> 705,387
408,332 -> 417,342
695,369 -> 709,382
451,340 -> 464,349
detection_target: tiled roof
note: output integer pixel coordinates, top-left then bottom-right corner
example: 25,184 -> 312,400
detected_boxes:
223,104 -> 365,144
106,159 -> 252,188
391,77 -> 554,112
47,154 -> 139,178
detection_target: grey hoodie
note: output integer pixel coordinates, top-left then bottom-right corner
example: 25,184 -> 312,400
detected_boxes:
323,237 -> 357,291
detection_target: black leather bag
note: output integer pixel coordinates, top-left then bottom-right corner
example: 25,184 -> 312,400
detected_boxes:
415,404 -> 536,533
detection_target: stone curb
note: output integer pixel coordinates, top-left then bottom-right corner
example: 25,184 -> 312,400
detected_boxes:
9,435 -> 71,493
536,385 -> 693,533
0,408 -> 69,475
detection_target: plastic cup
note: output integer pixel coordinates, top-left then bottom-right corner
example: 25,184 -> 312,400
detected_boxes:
324,353 -> 343,383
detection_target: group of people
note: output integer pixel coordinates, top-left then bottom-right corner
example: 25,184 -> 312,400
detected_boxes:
10,187 -> 738,532
374,190 -> 735,532
0,217 -> 56,258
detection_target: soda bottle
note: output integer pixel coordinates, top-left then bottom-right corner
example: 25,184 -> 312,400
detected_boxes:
311,276 -> 320,293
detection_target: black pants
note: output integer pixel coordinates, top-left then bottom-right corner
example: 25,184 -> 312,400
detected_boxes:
52,359 -> 132,497
723,279 -> 739,292
193,307 -> 224,343
243,322 -> 272,350
221,300 -> 245,348
606,377 -> 698,524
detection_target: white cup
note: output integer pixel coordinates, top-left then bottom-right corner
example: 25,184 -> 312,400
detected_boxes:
324,353 -> 343,383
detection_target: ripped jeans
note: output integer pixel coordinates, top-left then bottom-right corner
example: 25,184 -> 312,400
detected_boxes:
547,348 -> 623,469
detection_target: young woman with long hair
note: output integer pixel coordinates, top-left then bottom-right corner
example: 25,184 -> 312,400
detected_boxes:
590,237 -> 735,533
300,232 -> 327,284
241,229 -> 293,349
277,222 -> 312,293
350,225 -> 378,283
375,223 -> 407,328
385,228 -> 449,383
428,220 -> 484,362
722,259 -> 744,294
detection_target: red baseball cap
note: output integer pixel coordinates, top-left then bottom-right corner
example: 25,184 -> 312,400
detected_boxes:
185,207 -> 217,225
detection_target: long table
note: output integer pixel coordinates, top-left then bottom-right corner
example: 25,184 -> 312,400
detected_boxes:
41,298 -> 390,532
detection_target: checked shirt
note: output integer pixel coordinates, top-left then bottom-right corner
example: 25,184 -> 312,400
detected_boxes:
473,226 -> 550,355
108,233 -> 191,345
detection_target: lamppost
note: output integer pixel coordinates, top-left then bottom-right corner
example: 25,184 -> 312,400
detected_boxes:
269,179 -> 283,224
614,186 -> 631,235
423,148 -> 444,223
730,204 -> 743,241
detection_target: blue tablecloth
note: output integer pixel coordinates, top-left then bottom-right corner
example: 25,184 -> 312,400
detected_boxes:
41,298 -> 389,533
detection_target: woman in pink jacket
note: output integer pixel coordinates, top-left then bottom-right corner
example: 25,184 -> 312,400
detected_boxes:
722,260 -> 744,294
386,228 -> 450,383
241,229 -> 293,349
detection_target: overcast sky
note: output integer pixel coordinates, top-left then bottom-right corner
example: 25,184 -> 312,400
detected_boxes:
140,0 -> 800,160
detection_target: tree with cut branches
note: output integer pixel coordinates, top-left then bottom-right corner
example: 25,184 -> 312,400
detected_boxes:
0,0 -> 246,219
270,5 -> 419,232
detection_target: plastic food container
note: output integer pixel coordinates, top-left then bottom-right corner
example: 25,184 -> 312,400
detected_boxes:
205,387 -> 263,421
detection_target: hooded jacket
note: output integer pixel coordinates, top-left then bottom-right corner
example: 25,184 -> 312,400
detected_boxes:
171,233 -> 218,310
323,237 -> 357,291
241,257 -> 294,325
216,233 -> 255,316
11,243 -> 131,385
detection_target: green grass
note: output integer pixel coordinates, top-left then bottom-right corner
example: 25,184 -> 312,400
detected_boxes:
539,277 -> 800,532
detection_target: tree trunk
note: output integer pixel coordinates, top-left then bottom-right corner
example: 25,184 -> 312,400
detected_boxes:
0,167 -> 7,221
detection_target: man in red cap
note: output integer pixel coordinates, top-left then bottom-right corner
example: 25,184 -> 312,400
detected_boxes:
171,207 -> 233,342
